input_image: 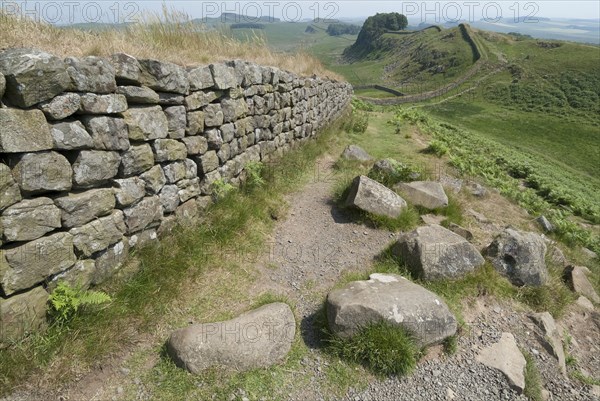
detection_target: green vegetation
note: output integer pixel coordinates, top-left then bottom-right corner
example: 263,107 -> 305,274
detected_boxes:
327,23 -> 361,36
48,283 -> 112,325
443,335 -> 458,355
324,320 -> 419,376
523,351 -> 543,401
346,13 -> 408,57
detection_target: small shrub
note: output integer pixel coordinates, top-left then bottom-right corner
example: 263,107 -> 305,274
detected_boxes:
211,179 -> 235,200
244,161 -> 265,189
368,159 -> 423,187
425,140 -> 449,157
443,335 -> 458,355
326,320 -> 419,376
49,282 -> 112,325
367,207 -> 420,232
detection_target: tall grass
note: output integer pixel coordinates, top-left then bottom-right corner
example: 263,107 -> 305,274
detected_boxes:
0,6 -> 339,79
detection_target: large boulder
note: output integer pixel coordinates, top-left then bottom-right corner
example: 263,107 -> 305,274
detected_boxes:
326,273 -> 457,346
344,175 -> 407,219
563,265 -> 599,303
0,109 -> 53,153
485,229 -> 548,286
393,224 -> 484,280
0,48 -> 70,107
0,198 -> 61,242
341,145 -> 372,162
167,302 -> 296,373
477,332 -> 526,394
0,232 -> 76,295
394,181 -> 448,210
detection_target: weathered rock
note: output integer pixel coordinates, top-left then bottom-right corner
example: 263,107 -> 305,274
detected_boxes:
184,90 -> 219,111
220,123 -> 235,143
209,64 -> 237,90
575,296 -> 594,311
447,222 -> 473,241
39,92 -> 81,120
92,240 -> 129,285
0,232 -> 76,295
485,229 -> 548,286
50,120 -> 93,150
221,97 -> 248,122
69,210 -> 125,257
153,139 -> 187,162
116,85 -> 159,104
128,228 -> 158,249
393,225 -> 484,280
140,165 -> 166,194
164,105 -> 186,138
344,175 -> 407,218
65,56 -> 116,93
139,59 -> 189,94
157,92 -> 184,105
199,170 -> 222,195
1,198 -> 61,242
0,287 -> 48,346
167,302 -> 295,373
120,143 -> 154,176
327,273 -> 457,345
548,245 -> 568,267
186,111 -> 205,136
47,259 -> 95,291
204,104 -> 224,127
536,216 -> 554,232
113,177 -> 146,208
0,108 -> 53,153
182,136 -> 208,156
54,188 -> 115,228
175,199 -> 200,223
198,151 -> 220,174
394,181 -> 449,209
12,151 -> 72,194
530,312 -> 566,375
341,145 -> 372,162
563,265 -> 600,303
110,53 -> 141,84
122,106 -> 168,141
162,161 -> 186,184
177,178 -> 201,202
78,93 -> 127,114
0,71 -> 4,99
582,247 -> 597,260
72,150 -> 120,188
81,115 -> 129,150
204,128 -> 223,150
159,185 -> 180,213
187,65 -> 214,90
0,48 -> 70,107
123,196 -> 162,234
0,163 -> 21,211
370,158 -> 398,178
466,181 -> 487,197
184,159 -> 197,179
477,332 -> 526,393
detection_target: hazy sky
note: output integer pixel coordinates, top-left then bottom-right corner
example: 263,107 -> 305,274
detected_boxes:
5,1 -> 599,25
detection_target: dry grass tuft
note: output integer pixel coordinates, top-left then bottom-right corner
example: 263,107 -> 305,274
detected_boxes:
0,6 -> 342,79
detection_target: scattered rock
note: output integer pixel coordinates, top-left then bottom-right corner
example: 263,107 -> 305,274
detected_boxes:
563,265 -> 600,303
581,247 -> 598,260
466,181 -> 487,197
341,145 -> 372,162
536,216 -> 554,232
326,273 -> 457,346
547,245 -> 568,267
575,296 -> 594,311
167,303 -> 295,373
344,175 -> 407,219
476,332 -> 526,393
466,208 -> 489,223
394,181 -> 448,209
530,312 -> 567,375
447,222 -> 473,241
393,224 -> 484,280
485,228 -> 548,286
420,214 -> 445,225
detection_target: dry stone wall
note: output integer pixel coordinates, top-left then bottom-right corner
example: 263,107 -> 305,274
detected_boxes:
0,48 -> 352,344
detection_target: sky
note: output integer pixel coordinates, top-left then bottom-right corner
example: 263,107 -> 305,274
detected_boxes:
2,1 -> 599,25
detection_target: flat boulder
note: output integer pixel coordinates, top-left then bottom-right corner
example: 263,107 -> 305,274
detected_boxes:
341,145 -> 372,162
563,265 -> 599,303
345,175 -> 407,219
393,224 -> 484,280
485,228 -> 548,286
477,332 -> 526,394
530,312 -> 566,376
394,181 -> 448,209
167,302 -> 295,373
326,273 -> 457,346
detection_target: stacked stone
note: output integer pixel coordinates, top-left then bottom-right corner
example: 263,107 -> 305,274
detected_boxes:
0,48 -> 352,344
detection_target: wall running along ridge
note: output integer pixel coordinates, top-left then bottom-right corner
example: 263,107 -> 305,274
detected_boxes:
0,48 -> 352,345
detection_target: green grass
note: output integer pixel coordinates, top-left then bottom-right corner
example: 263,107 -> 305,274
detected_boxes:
0,112 -> 351,397
523,351 -> 543,401
324,320 -> 420,377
